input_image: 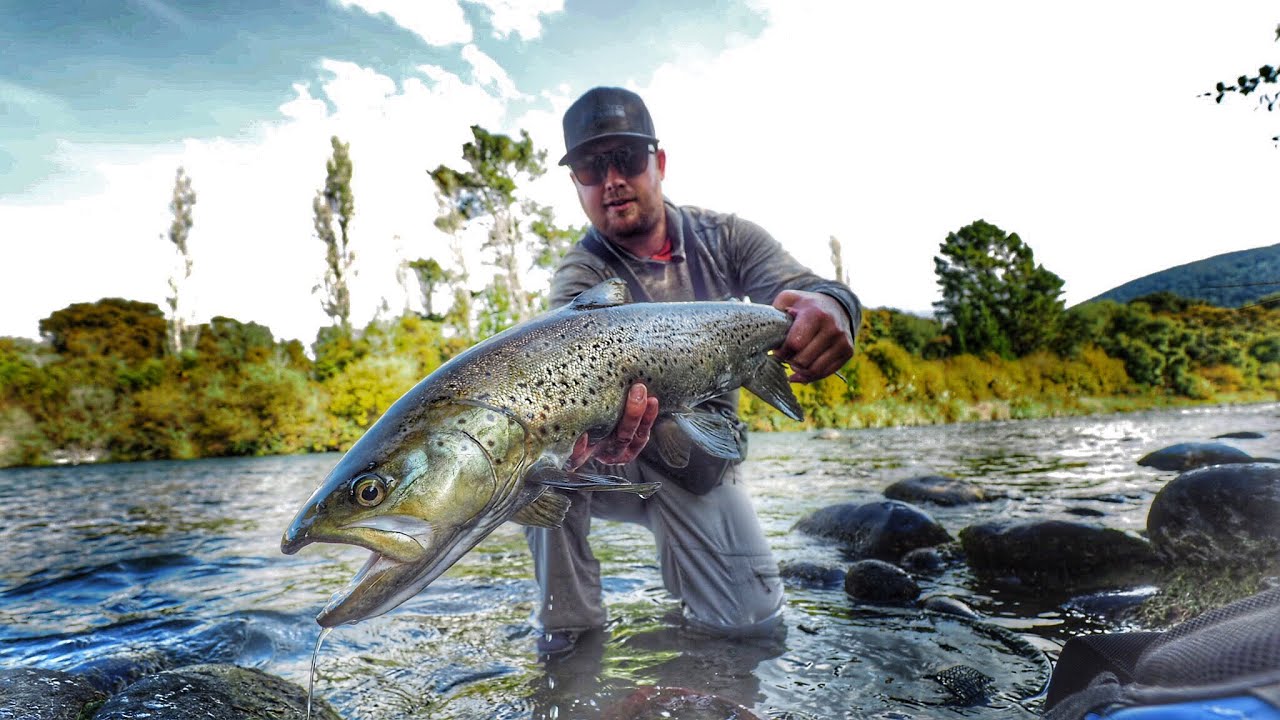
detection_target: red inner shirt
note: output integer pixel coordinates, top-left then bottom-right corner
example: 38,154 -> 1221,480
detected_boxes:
650,236 -> 674,262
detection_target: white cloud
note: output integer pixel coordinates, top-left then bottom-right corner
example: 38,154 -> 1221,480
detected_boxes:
466,0 -> 564,41
336,0 -> 472,46
461,44 -> 525,99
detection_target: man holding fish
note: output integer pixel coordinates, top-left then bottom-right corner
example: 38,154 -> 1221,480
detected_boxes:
530,86 -> 861,656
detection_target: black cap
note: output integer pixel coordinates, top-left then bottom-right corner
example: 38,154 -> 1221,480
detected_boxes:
559,87 -> 658,165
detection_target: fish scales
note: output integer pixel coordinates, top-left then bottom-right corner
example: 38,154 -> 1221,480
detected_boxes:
281,279 -> 803,627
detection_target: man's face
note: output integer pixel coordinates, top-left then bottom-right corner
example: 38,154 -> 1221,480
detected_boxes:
568,138 -> 666,244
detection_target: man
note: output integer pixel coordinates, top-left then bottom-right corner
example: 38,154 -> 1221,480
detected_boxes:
526,86 -> 861,656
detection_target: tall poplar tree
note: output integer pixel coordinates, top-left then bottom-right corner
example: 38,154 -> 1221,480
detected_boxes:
314,136 -> 355,329
164,166 -> 198,356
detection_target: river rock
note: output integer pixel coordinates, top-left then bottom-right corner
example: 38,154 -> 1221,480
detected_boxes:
959,519 -> 1159,591
778,560 -> 845,588
844,559 -> 920,604
602,685 -> 762,720
884,475 -> 998,506
92,663 -> 340,720
1213,431 -> 1264,440
0,667 -> 106,720
1146,462 -> 1280,569
1137,442 -> 1254,471
922,595 -> 982,619
794,501 -> 952,561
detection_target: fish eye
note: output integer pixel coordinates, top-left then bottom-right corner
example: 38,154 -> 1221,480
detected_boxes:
351,474 -> 387,507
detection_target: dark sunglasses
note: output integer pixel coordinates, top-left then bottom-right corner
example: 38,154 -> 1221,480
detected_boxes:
569,143 -> 656,186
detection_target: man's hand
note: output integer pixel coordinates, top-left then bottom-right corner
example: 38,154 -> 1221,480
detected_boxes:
772,290 -> 855,383
566,383 -> 659,470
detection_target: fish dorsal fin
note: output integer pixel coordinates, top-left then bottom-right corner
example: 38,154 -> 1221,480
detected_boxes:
570,279 -> 631,310
743,355 -> 804,421
511,490 -> 572,528
671,410 -> 743,461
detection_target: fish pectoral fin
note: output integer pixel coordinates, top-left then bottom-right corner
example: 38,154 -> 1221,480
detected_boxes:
743,354 -> 804,421
569,278 -> 630,309
526,465 -> 660,498
651,417 -> 691,468
511,491 -> 572,528
671,411 -> 743,461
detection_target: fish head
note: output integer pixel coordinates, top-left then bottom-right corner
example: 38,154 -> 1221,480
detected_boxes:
281,405 -> 527,626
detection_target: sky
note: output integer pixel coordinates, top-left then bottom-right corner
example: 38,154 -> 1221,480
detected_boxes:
3,1 -> 1278,345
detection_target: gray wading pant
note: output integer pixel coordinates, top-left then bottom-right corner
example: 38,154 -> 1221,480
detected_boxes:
524,460 -> 785,637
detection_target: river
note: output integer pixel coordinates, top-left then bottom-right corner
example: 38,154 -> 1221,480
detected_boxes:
1,402 -> 1277,719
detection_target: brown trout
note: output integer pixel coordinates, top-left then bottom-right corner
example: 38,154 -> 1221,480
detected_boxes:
280,279 -> 803,627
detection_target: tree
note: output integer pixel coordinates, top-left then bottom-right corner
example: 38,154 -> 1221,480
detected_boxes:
1205,23 -> 1280,143
933,219 -> 1066,358
406,257 -> 452,319
164,166 -> 199,356
429,126 -> 547,333
313,136 -> 356,329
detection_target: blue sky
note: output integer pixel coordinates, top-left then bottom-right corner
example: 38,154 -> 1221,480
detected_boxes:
3,1 -> 1278,343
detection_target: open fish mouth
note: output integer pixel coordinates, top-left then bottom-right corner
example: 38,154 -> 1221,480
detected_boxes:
317,551 -> 417,628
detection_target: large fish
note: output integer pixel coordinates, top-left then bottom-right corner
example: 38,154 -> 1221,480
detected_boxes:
281,279 -> 804,627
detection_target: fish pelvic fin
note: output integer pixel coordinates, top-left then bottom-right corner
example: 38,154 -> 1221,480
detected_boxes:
511,490 -> 572,528
671,410 -> 743,461
744,354 -> 805,421
526,464 -> 660,498
650,417 -> 691,469
570,279 -> 630,309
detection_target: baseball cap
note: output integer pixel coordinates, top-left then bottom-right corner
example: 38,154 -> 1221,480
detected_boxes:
558,87 -> 658,166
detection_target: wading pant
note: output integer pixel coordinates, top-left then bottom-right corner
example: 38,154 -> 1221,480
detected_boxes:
524,460 -> 784,637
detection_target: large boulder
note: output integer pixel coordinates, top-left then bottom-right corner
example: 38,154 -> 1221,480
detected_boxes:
844,559 -> 920,605
1146,462 -> 1280,569
884,475 -> 1000,506
0,667 -> 106,720
92,663 -> 340,720
959,519 -> 1159,591
1137,442 -> 1253,472
795,501 -> 952,561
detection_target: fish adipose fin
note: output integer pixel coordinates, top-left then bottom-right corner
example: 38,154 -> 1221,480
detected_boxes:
671,411 -> 743,461
526,464 -> 660,498
511,491 -> 572,528
743,354 -> 804,421
570,279 -> 631,310
650,417 -> 691,468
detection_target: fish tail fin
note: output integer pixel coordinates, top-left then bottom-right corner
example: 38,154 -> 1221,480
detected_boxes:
743,354 -> 804,421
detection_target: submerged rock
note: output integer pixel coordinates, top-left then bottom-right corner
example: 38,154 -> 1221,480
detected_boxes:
0,667 -> 106,720
922,595 -> 982,619
1147,462 -> 1280,569
602,685 -> 761,720
92,663 -> 340,720
778,560 -> 845,588
794,500 -> 952,561
1137,442 -> 1253,472
884,475 -> 999,506
844,559 -> 920,604
1213,431 -> 1264,440
959,519 -> 1159,591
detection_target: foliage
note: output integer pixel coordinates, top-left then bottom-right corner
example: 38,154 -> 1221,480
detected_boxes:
933,220 -> 1066,359
314,136 -> 356,328
1204,23 -> 1280,144
164,165 -> 199,356
406,257 -> 452,319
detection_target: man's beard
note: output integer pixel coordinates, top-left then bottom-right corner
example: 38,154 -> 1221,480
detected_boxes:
602,196 -> 660,241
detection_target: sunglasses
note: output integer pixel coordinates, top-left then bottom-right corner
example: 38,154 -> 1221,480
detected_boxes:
569,143 -> 656,186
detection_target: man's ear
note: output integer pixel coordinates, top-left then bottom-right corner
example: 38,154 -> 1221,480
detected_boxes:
656,148 -> 667,180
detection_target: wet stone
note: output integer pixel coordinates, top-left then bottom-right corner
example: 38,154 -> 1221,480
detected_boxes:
959,519 -> 1159,591
844,559 -> 920,605
1147,462 -> 1280,569
1213,431 -> 1264,440
884,475 -> 999,506
922,595 -> 982,619
1137,442 -> 1254,472
795,500 -> 952,561
0,667 -> 106,720
92,663 -> 341,720
901,546 -> 948,574
778,560 -> 846,588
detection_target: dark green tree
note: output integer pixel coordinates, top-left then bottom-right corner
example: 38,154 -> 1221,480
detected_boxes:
164,166 -> 198,356
314,136 -> 356,329
1205,23 -> 1279,143
406,257 -> 452,319
933,219 -> 1066,358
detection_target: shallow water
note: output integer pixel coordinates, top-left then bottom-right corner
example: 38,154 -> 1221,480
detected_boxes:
1,402 -> 1277,718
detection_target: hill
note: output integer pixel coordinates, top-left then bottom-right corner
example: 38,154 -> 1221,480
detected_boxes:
1087,243 -> 1280,308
